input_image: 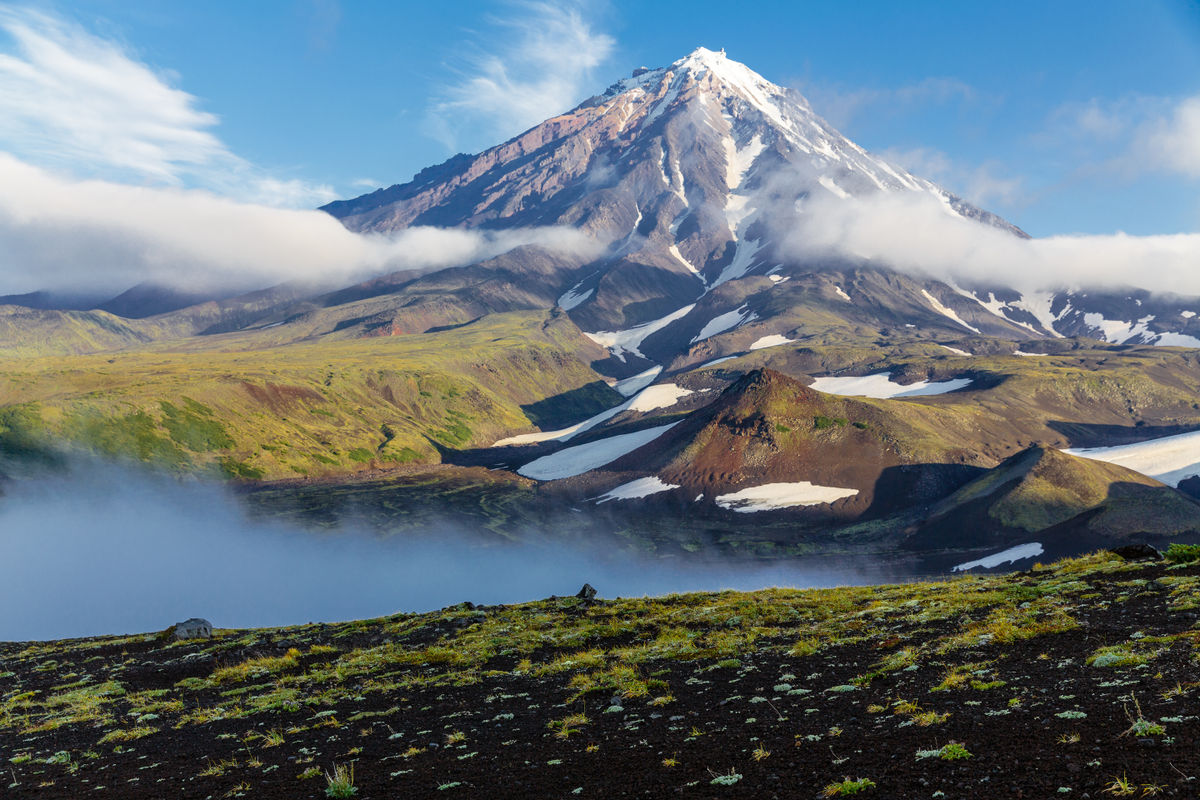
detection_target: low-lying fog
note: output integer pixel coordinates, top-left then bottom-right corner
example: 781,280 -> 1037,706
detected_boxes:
0,464 -> 901,642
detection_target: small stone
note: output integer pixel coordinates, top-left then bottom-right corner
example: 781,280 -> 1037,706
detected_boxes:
172,618 -> 212,640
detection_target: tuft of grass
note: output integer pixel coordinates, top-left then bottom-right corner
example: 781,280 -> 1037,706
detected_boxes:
821,777 -> 877,796
324,762 -> 357,798
709,769 -> 742,786
96,726 -> 157,743
938,742 -> 972,760
912,710 -> 951,726
1103,774 -> 1136,796
1087,646 -> 1147,668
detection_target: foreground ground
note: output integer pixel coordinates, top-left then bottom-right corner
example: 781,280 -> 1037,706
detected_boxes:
2,550 -> 1199,799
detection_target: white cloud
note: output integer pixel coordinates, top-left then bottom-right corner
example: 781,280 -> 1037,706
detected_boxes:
424,1 -> 615,151
774,188 -> 1200,295
0,154 -> 601,295
0,7 -> 334,207
1044,94 -> 1200,181
1133,95 -> 1200,178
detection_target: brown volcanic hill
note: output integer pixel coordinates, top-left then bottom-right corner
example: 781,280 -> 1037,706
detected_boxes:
906,445 -> 1200,557
580,367 -> 986,518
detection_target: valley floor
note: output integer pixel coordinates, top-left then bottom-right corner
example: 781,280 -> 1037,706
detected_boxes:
2,550 -> 1199,798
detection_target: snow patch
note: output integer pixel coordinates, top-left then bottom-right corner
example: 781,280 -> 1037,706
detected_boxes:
724,133 -> 764,190
952,543 -> 1044,572
921,289 -> 981,334
1154,332 -> 1200,348
810,373 -> 973,399
626,383 -> 693,412
750,334 -> 795,351
1012,291 -> 1067,337
710,239 -> 763,288
614,366 -> 662,397
493,380 -> 688,448
690,304 -> 757,343
715,482 -> 859,513
517,422 -> 680,481
721,132 -> 764,252
557,286 -> 593,311
834,285 -> 851,302
940,345 -> 972,356
668,244 -> 706,283
1066,430 -> 1200,487
701,356 -> 737,367
947,284 -> 1039,335
1082,313 -> 1155,344
585,304 -> 696,361
705,237 -> 763,287
594,476 -> 679,504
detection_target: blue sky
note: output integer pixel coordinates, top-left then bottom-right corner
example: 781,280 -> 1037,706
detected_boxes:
0,0 -> 1199,296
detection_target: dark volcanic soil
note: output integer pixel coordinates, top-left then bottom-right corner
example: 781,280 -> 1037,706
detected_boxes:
2,553 -> 1198,799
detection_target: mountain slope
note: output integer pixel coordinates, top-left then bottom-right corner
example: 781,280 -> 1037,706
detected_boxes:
528,368 -> 987,518
905,445 -> 1200,564
323,48 -> 1039,372
0,311 -> 615,479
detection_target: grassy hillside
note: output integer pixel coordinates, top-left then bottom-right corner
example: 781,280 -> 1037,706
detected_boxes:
2,549 -> 1198,798
694,342 -> 1200,461
0,311 -> 616,480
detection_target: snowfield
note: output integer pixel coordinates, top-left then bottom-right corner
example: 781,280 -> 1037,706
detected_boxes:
557,286 -> 593,311
714,481 -> 859,512
594,476 -> 680,503
626,383 -> 693,412
517,423 -> 681,481
585,304 -> 696,361
1065,429 -> 1200,487
749,334 -> 795,350
614,366 -> 662,397
690,304 -> 757,343
493,383 -> 692,447
921,289 -> 981,334
809,373 -> 973,399
1154,332 -> 1200,347
952,542 -> 1044,572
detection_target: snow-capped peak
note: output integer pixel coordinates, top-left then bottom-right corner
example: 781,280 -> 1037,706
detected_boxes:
601,47 -> 947,201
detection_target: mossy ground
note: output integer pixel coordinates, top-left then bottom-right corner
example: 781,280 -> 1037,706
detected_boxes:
3,552 -> 1197,798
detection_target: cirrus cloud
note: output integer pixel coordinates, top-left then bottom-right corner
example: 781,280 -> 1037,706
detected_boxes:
424,1 -> 616,152
0,6 -> 336,207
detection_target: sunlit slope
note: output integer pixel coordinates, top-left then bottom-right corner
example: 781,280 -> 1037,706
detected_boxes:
0,305 -> 182,358
696,342 -> 1200,459
904,445 -> 1200,553
0,310 -> 616,479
